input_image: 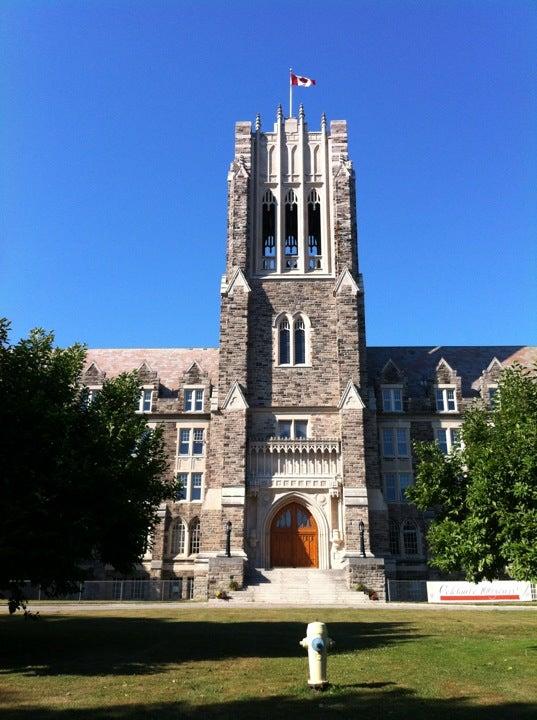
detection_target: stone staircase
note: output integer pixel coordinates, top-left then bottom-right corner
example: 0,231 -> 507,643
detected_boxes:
226,568 -> 372,605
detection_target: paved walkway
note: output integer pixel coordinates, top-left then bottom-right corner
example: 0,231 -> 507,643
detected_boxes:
21,600 -> 537,613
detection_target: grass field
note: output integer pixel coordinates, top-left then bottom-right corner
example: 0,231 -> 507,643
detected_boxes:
0,607 -> 536,719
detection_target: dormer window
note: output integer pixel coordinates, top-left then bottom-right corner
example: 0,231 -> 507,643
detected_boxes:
137,389 -> 153,413
435,387 -> 457,412
487,385 -> 498,407
307,189 -> 322,270
284,189 -> 298,269
87,387 -> 101,404
185,388 -> 204,412
382,386 -> 403,412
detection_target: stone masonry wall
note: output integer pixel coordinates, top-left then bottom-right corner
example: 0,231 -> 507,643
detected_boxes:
248,411 -> 340,439
336,285 -> 364,392
226,122 -> 252,274
207,556 -> 245,597
330,120 -> 358,278
247,279 -> 341,407
347,558 -> 387,601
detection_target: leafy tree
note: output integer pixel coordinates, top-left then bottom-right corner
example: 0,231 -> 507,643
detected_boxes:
409,363 -> 537,582
0,319 -> 171,601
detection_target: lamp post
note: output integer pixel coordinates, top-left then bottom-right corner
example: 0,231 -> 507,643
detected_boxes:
359,520 -> 366,558
225,520 -> 232,558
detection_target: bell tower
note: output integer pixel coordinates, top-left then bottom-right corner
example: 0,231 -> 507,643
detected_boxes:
212,106 -> 388,586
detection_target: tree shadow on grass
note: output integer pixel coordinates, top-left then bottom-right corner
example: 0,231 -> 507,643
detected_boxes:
0,687 -> 535,720
0,616 -> 419,677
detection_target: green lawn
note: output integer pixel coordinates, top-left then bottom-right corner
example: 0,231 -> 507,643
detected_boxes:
0,607 -> 536,719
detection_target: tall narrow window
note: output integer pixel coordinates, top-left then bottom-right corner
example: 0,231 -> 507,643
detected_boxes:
176,473 -> 188,501
279,318 -> 290,364
261,189 -> 276,270
276,312 -> 310,367
191,473 -> 202,501
192,428 -> 204,455
189,518 -> 201,554
389,520 -> 400,555
384,472 -> 397,502
403,521 -> 419,556
294,318 -> 306,364
284,189 -> 298,269
307,189 -> 322,270
179,429 -> 190,455
169,519 -> 186,556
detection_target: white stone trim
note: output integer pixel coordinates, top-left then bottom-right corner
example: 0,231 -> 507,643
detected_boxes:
334,267 -> 359,296
222,382 -> 249,411
222,486 -> 246,506
338,380 -> 365,410
222,267 -> 251,297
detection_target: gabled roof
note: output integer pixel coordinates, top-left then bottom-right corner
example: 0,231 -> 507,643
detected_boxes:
84,348 -> 219,391
367,346 -> 537,397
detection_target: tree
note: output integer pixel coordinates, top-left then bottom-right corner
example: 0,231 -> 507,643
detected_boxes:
408,364 -> 537,582
0,319 -> 171,601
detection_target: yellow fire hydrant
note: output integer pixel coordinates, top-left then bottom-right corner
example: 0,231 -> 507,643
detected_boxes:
299,621 -> 335,690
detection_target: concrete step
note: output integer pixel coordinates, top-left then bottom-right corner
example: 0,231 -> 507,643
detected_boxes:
224,567 -> 376,605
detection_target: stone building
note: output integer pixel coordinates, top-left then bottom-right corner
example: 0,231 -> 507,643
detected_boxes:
83,107 -> 536,601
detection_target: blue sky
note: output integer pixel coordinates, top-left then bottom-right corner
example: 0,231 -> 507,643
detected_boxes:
1,0 -> 536,349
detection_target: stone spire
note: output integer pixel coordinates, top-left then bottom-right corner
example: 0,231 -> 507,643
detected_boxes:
255,113 -> 261,132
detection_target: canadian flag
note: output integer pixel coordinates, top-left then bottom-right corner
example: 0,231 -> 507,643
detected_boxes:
290,73 -> 316,87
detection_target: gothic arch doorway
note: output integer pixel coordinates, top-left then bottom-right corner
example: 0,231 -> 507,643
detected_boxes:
270,502 -> 319,568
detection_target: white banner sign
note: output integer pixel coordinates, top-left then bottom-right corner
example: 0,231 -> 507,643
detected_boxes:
427,580 -> 534,603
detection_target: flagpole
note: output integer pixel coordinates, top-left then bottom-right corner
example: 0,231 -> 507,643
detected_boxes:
289,67 -> 293,118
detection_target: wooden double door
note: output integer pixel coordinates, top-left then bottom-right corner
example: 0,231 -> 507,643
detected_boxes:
270,502 -> 319,568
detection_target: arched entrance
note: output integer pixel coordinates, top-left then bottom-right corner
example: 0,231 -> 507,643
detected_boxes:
270,502 -> 319,568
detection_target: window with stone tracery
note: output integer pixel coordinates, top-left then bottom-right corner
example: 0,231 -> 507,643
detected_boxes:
294,318 -> 306,364
284,189 -> 298,269
189,518 -> 201,555
169,518 -> 186,556
261,189 -> 276,270
276,313 -> 310,367
307,189 -> 322,270
279,318 -> 290,364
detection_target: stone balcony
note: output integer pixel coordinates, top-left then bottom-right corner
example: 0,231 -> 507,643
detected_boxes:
247,438 -> 341,491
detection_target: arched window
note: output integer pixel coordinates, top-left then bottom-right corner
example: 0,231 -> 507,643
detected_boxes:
276,313 -> 310,367
189,518 -> 201,555
307,189 -> 322,270
294,317 -> 306,364
389,520 -> 400,556
402,521 -> 419,556
261,190 -> 276,271
169,518 -> 186,556
284,189 -> 298,269
279,318 -> 290,364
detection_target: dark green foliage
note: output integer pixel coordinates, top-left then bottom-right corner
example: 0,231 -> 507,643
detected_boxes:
0,319 -> 171,598
409,364 -> 537,582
